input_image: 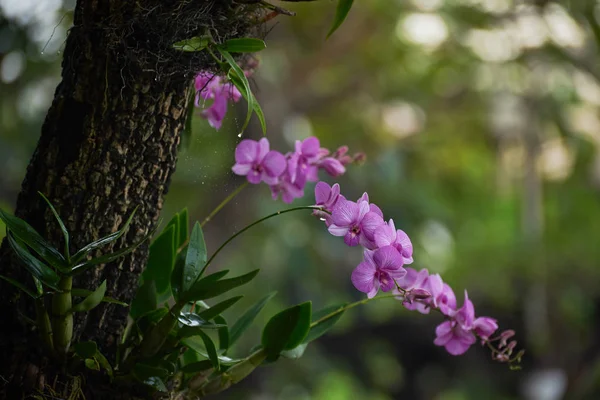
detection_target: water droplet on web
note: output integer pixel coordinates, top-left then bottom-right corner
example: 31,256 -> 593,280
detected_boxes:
319,218 -> 326,222
40,51 -> 44,55
237,133 -> 242,138
185,276 -> 191,282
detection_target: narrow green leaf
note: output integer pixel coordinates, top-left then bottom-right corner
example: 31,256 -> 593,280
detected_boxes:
95,351 -> 113,377
183,269 -> 258,302
130,280 -> 158,319
214,315 -> 229,351
196,296 -> 242,321
182,222 -> 207,293
74,341 -> 98,359
70,229 -> 152,276
218,48 -> 254,133
38,192 -> 70,259
218,38 -> 266,53
171,246 -> 187,302
227,69 -> 266,135
327,0 -> 355,38
143,225 -> 175,294
165,213 -> 180,245
197,331 -> 219,369
230,292 -> 276,346
178,313 -> 227,332
182,360 -> 214,374
136,307 -> 169,334
71,288 -> 128,306
70,280 -> 107,313
0,208 -> 67,270
173,36 -> 210,52
281,343 -> 308,359
304,303 -> 347,343
262,302 -> 312,360
71,208 -> 137,265
0,274 -> 40,299
179,324 -> 227,338
7,233 -> 60,290
177,209 -> 189,248
182,337 -> 242,366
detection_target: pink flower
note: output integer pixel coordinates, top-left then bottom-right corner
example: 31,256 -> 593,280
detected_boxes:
232,138 -> 286,185
351,246 -> 407,298
434,292 -> 476,355
473,317 -> 498,340
269,160 -> 306,204
317,157 -> 346,177
194,71 -> 243,131
426,274 -> 457,316
395,267 -> 431,314
313,182 -> 344,225
201,94 -> 228,130
328,197 -> 384,248
374,219 -> 413,264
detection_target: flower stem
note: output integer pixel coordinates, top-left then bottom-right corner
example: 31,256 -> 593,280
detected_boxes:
51,275 -> 73,358
201,182 -> 248,227
310,293 -> 399,328
203,205 -> 324,272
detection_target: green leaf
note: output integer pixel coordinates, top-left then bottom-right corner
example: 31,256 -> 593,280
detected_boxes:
7,233 -> 60,290
143,225 -> 175,294
182,360 -> 214,374
214,315 -> 229,351
171,246 -> 187,302
197,331 -> 219,369
261,302 -> 312,360
173,36 -> 210,52
130,280 -> 158,319
74,341 -> 98,359
304,303 -> 347,344
183,269 -> 259,302
230,292 -> 276,346
136,307 -> 169,334
281,343 -> 308,359
0,208 -> 67,270
177,209 -> 189,248
94,350 -> 113,377
0,274 -> 40,299
227,69 -> 267,135
196,296 -> 242,321
70,229 -> 152,276
218,48 -> 254,134
71,288 -> 128,306
218,38 -> 266,53
85,358 -> 99,371
70,280 -> 107,313
178,313 -> 227,334
182,222 -> 207,293
182,337 -> 242,366
38,192 -> 70,259
327,0 -> 355,38
70,208 -> 137,265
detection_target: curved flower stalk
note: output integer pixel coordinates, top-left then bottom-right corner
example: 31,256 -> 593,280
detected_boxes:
312,181 -> 524,364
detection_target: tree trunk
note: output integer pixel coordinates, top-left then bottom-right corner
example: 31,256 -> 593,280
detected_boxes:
0,1 -> 252,398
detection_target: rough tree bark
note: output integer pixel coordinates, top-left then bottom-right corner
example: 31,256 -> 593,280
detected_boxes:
0,1 -> 253,398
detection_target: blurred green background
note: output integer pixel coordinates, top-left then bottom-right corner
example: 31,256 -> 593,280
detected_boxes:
2,0 -> 600,399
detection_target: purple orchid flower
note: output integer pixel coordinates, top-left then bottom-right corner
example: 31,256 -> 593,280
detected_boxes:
232,138 -> 286,185
395,267 -> 431,314
269,159 -> 306,204
313,181 -> 345,225
374,219 -> 414,264
328,197 -> 384,248
316,157 -> 346,177
201,93 -> 228,130
426,273 -> 457,316
288,137 -> 321,184
351,246 -> 407,298
473,317 -> 498,340
433,291 -> 476,355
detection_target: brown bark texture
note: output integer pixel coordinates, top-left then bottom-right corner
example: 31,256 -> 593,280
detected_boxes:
0,1 -> 254,398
